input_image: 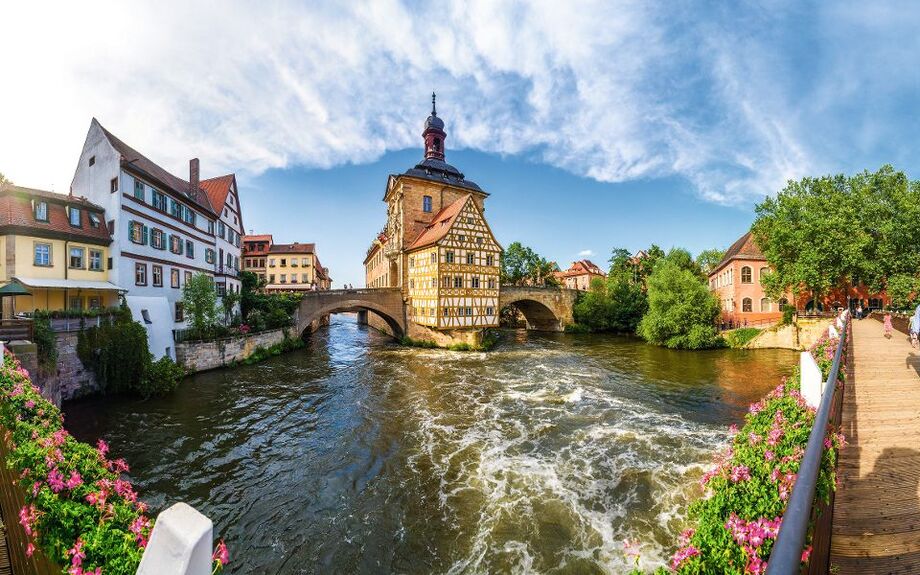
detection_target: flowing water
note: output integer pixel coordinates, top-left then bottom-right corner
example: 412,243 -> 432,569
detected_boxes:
65,315 -> 796,574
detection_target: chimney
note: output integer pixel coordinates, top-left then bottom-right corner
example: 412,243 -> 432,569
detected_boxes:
189,158 -> 199,199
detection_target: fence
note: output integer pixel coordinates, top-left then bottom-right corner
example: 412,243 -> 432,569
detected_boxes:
0,320 -> 33,342
765,313 -> 849,575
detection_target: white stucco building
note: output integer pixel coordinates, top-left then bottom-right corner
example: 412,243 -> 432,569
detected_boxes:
70,118 -> 243,358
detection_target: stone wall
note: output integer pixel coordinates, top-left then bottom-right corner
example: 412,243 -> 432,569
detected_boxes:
745,318 -> 834,350
37,332 -> 100,406
175,328 -> 288,374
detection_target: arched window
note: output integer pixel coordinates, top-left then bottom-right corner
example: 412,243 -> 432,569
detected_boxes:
434,138 -> 441,152
741,266 -> 753,284
760,267 -> 770,280
760,297 -> 771,312
742,298 -> 752,312
778,298 -> 789,311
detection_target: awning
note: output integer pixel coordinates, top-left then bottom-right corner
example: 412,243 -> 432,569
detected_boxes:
13,277 -> 126,292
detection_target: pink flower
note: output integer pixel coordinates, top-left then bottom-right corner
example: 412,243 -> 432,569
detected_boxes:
728,424 -> 739,435
764,450 -> 775,461
26,543 -> 34,557
748,432 -> 761,445
96,438 -> 109,457
47,468 -> 65,493
65,470 -> 83,490
24,399 -> 35,409
801,545 -> 812,564
670,544 -> 699,570
730,465 -> 751,482
212,539 -> 230,567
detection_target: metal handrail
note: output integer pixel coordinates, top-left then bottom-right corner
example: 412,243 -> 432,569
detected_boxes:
766,314 -> 849,574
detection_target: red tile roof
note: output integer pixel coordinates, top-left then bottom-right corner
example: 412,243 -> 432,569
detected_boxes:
407,195 -> 470,251
199,174 -> 235,213
712,231 -> 765,274
268,242 -> 316,254
559,259 -> 605,278
95,118 -> 216,215
0,185 -> 111,244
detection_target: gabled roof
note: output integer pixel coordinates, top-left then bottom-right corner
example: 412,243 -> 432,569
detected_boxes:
94,118 -> 216,215
711,231 -> 766,275
243,234 -> 273,243
406,195 -> 470,251
199,174 -> 235,213
559,259 -> 605,278
0,185 -> 111,244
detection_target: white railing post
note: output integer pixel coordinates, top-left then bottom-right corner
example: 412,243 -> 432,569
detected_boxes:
136,502 -> 213,575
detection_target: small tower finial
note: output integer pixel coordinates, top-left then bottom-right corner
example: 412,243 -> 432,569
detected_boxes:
431,92 -> 437,115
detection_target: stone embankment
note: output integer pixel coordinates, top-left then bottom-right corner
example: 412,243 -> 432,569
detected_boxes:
743,317 -> 834,350
176,328 -> 289,373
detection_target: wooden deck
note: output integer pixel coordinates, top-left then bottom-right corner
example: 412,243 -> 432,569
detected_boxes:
831,318 -> 920,573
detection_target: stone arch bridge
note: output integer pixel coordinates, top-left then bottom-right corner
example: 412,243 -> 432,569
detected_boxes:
294,286 -> 579,338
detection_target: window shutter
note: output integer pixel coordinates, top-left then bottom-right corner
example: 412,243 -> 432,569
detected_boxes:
142,225 -> 149,245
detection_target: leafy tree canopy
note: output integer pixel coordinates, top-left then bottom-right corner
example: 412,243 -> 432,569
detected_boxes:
501,241 -> 559,286
753,165 -> 920,300
638,255 -> 723,349
182,272 -> 219,336
696,248 -> 726,276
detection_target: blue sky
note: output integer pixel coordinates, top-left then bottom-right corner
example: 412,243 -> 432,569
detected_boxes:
4,1 -> 920,286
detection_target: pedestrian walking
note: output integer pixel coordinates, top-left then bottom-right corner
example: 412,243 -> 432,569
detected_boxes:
911,305 -> 920,348
856,304 -> 864,320
884,312 -> 893,339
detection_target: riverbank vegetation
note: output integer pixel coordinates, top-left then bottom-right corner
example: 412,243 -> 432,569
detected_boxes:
0,351 -> 228,573
570,246 -> 725,349
240,334 -> 306,365
400,329 -> 500,351
501,242 -> 559,286
76,302 -> 184,398
724,328 -> 762,349
630,330 -> 846,574
754,165 -> 920,311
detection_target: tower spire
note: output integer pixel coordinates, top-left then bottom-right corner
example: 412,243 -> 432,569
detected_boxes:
423,93 -> 446,161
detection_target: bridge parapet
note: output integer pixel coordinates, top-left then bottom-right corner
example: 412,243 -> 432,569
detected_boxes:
295,288 -> 407,337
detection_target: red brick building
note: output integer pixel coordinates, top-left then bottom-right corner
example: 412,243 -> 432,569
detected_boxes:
709,232 -> 888,324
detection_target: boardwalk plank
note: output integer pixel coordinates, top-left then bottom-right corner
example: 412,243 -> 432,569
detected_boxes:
830,319 -> 920,574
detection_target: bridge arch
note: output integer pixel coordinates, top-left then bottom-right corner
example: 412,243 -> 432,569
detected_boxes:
498,286 -> 578,332
295,289 -> 406,338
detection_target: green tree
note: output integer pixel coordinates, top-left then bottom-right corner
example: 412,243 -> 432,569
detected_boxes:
182,272 -> 218,337
753,166 -> 920,305
638,254 -> 723,349
696,248 -> 726,275
886,273 -> 919,310
0,172 -> 11,187
500,241 -> 558,286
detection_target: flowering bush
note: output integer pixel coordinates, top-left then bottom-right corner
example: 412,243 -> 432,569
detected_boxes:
631,328 -> 847,574
0,353 -> 228,573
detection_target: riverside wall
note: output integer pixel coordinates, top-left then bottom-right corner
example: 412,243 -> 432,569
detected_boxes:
175,328 -> 288,373
745,318 -> 834,350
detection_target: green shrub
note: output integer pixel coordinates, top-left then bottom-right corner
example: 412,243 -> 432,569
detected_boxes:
77,312 -> 149,395
399,336 -> 438,349
33,316 -> 57,374
725,328 -> 761,349
781,307 -> 795,326
447,342 -> 472,351
137,356 -> 185,399
563,323 -> 592,334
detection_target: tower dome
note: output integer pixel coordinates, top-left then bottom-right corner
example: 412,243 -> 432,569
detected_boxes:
422,92 -> 446,161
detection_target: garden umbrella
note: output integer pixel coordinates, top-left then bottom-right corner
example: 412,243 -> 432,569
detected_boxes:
0,281 -> 31,318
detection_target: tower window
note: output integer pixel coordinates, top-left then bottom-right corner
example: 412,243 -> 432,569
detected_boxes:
434,138 -> 441,152
423,195 -> 432,213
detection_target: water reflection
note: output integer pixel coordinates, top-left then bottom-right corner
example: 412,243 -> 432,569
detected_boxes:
65,315 -> 795,574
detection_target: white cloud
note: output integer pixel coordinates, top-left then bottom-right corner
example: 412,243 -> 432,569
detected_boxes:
0,1 -> 913,204
577,249 -> 594,257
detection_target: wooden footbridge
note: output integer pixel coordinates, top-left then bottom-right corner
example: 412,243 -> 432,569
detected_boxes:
829,317 -> 920,573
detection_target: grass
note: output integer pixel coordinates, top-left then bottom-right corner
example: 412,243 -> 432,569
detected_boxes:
725,327 -> 762,349
400,330 -> 501,352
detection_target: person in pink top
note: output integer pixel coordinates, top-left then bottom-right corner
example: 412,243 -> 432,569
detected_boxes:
883,312 -> 893,339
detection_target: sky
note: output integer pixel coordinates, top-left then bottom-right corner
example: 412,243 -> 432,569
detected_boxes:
3,1 -> 920,287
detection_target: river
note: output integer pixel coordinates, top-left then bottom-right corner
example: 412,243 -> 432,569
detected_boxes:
65,315 -> 796,574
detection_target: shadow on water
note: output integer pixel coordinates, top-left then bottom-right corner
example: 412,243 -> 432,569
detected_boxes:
64,316 -> 797,574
